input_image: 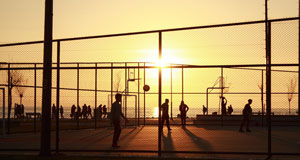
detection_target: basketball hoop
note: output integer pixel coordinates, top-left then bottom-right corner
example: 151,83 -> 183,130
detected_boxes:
143,85 -> 150,92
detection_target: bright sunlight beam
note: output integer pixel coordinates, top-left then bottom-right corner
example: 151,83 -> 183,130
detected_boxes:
153,107 -> 159,118
138,48 -> 183,67
155,58 -> 168,68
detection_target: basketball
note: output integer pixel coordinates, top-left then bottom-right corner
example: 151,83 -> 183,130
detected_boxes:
143,85 -> 150,92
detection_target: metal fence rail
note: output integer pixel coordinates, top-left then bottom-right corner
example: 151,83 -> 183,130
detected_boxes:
0,16 -> 300,159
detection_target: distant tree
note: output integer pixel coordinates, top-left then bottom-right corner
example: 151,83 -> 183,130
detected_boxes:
287,77 -> 297,115
0,63 -> 26,134
14,76 -> 28,105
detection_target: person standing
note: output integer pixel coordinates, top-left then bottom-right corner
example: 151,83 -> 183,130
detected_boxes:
87,105 -> 92,119
179,101 -> 189,126
14,103 -> 17,118
103,105 -> 107,119
71,104 -> 76,119
82,104 -> 88,119
98,104 -> 103,119
160,99 -> 171,131
239,99 -> 253,132
59,105 -> 64,119
221,96 -> 227,115
228,105 -> 233,115
52,104 -> 56,119
21,104 -> 25,118
111,93 -> 128,148
202,105 -> 207,115
77,105 -> 82,119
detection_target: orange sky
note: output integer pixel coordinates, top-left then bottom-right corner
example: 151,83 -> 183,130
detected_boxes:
0,0 -> 298,43
0,0 -> 299,115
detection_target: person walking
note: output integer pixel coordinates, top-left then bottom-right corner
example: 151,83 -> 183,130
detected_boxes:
59,105 -> 64,119
111,93 -> 128,148
239,99 -> 253,132
179,101 -> 189,126
71,104 -> 76,119
87,105 -> 92,119
82,104 -> 88,119
160,99 -> 171,132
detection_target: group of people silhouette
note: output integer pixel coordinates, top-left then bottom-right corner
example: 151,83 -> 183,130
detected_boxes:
202,97 -> 234,116
222,97 -> 253,132
51,104 -> 64,119
70,104 -> 94,119
95,104 -> 108,119
221,97 -> 234,115
160,99 -> 190,132
14,103 -> 24,119
68,104 -> 107,120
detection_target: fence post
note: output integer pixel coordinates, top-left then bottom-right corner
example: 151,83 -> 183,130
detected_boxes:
261,70 -> 264,127
182,65 -> 184,101
144,62 -> 146,125
266,23 -> 272,159
40,0 -> 53,156
171,64 -> 173,120
77,63 -> 79,130
95,63 -> 97,129
7,63 -> 11,135
56,40 -> 60,154
158,31 -> 162,157
125,63 -> 127,121
298,0 -> 300,116
138,62 -> 140,126
34,64 -> 37,133
111,63 -> 113,111
221,67 -> 224,126
1,88 -> 5,137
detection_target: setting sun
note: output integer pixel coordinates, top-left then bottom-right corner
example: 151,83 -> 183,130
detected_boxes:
155,59 -> 168,68
137,48 -> 183,67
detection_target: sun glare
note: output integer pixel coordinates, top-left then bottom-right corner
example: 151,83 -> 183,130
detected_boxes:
153,107 -> 159,118
138,48 -> 183,66
155,59 -> 168,68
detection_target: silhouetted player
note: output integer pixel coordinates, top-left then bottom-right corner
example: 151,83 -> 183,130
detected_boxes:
239,99 -> 253,132
202,105 -> 207,115
59,105 -> 64,118
179,101 -> 189,126
103,105 -> 107,118
228,105 -> 233,115
111,93 -> 128,148
52,104 -> 56,119
160,99 -> 171,131
221,96 -> 227,115
98,104 -> 102,119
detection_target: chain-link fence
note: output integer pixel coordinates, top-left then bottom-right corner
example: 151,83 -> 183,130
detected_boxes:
0,17 -> 299,159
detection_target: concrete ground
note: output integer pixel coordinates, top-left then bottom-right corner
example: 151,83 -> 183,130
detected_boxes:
1,125 -> 300,160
